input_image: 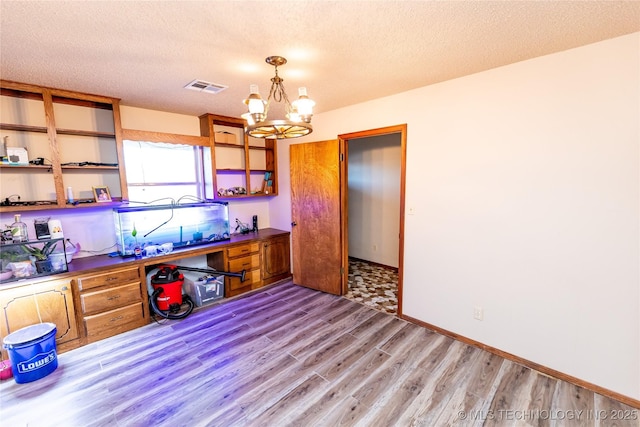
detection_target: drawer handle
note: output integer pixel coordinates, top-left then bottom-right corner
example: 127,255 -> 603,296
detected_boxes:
106,277 -> 117,282
107,295 -> 121,301
241,263 -> 251,268
110,315 -> 124,323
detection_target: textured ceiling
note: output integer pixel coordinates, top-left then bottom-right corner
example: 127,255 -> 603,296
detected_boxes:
1,1 -> 639,119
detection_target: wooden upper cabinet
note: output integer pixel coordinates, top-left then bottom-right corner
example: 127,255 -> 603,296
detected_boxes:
0,80 -> 128,212
199,113 -> 278,200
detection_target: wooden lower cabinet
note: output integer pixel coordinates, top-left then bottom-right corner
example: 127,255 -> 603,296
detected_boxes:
224,234 -> 292,297
0,229 -> 290,355
74,266 -> 148,344
83,304 -> 145,337
226,242 -> 261,297
0,278 -> 79,357
262,235 -> 291,283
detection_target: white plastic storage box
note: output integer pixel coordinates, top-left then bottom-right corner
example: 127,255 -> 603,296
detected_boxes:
184,275 -> 224,307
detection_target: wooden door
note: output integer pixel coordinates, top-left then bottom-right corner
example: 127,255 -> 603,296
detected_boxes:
290,140 -> 344,295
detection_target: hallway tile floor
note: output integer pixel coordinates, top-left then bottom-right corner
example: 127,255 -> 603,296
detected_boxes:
345,258 -> 398,315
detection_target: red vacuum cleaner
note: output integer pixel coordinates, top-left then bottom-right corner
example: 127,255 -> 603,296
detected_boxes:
149,264 -> 245,320
149,265 -> 192,319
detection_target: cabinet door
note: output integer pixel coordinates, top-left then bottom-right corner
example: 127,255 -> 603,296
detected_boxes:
262,236 -> 291,281
0,279 -> 79,347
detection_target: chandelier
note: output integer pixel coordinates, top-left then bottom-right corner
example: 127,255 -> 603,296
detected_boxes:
242,56 -> 315,139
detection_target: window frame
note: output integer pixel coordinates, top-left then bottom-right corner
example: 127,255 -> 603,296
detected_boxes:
120,129 -> 212,203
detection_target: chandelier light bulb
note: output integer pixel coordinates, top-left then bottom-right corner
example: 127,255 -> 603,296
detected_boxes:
292,87 -> 315,122
287,108 -> 302,123
244,84 -> 266,115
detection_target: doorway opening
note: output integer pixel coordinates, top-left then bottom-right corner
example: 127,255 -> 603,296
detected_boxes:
346,257 -> 399,314
340,125 -> 406,316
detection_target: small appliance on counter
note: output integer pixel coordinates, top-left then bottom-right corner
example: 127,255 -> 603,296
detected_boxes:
34,218 -> 51,240
113,201 -> 230,257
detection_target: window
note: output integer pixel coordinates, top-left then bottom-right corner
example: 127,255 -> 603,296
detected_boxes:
123,140 -> 211,203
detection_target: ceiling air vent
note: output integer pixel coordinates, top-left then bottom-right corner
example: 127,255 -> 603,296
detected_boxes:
184,79 -> 228,94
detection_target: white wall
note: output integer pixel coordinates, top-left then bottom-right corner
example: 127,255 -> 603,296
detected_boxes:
271,33 -> 640,400
348,135 -> 401,267
120,105 -> 201,135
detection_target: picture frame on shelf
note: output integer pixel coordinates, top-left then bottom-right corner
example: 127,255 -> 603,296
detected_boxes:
93,186 -> 112,202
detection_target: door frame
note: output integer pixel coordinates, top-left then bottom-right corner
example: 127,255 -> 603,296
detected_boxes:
339,124 -> 407,316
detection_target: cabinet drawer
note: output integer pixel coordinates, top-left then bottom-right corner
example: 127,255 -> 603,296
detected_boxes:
84,303 -> 144,337
80,282 -> 142,315
76,267 -> 140,291
228,254 -> 260,272
229,269 -> 260,291
227,242 -> 260,258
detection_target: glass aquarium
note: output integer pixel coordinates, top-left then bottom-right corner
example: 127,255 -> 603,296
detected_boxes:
113,202 -> 230,256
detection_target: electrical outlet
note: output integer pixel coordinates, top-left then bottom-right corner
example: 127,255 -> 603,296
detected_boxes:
473,306 -> 484,321
373,244 -> 378,252
407,206 -> 416,215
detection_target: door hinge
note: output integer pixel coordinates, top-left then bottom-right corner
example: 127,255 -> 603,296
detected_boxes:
339,153 -> 344,161
340,267 -> 344,275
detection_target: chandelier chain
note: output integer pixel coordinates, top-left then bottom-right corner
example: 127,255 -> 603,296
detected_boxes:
267,65 -> 292,113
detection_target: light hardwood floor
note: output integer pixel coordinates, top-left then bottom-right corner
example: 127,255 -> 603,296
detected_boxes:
1,281 -> 637,426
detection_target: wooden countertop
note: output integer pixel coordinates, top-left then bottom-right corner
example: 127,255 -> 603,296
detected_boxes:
1,228 -> 290,288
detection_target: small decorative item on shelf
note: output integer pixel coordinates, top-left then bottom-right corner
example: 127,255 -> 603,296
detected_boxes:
217,187 -> 247,197
132,223 -> 142,259
234,218 -> 250,234
6,146 -> 29,165
214,131 -> 237,144
10,214 -> 28,242
261,171 -> 273,194
93,186 -> 112,202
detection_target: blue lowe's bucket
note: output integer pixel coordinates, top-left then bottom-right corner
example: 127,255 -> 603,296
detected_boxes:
3,323 -> 58,383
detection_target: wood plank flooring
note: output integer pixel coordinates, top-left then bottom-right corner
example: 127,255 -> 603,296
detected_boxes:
1,280 -> 637,426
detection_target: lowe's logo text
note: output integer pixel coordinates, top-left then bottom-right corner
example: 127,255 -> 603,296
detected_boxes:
17,350 -> 56,373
